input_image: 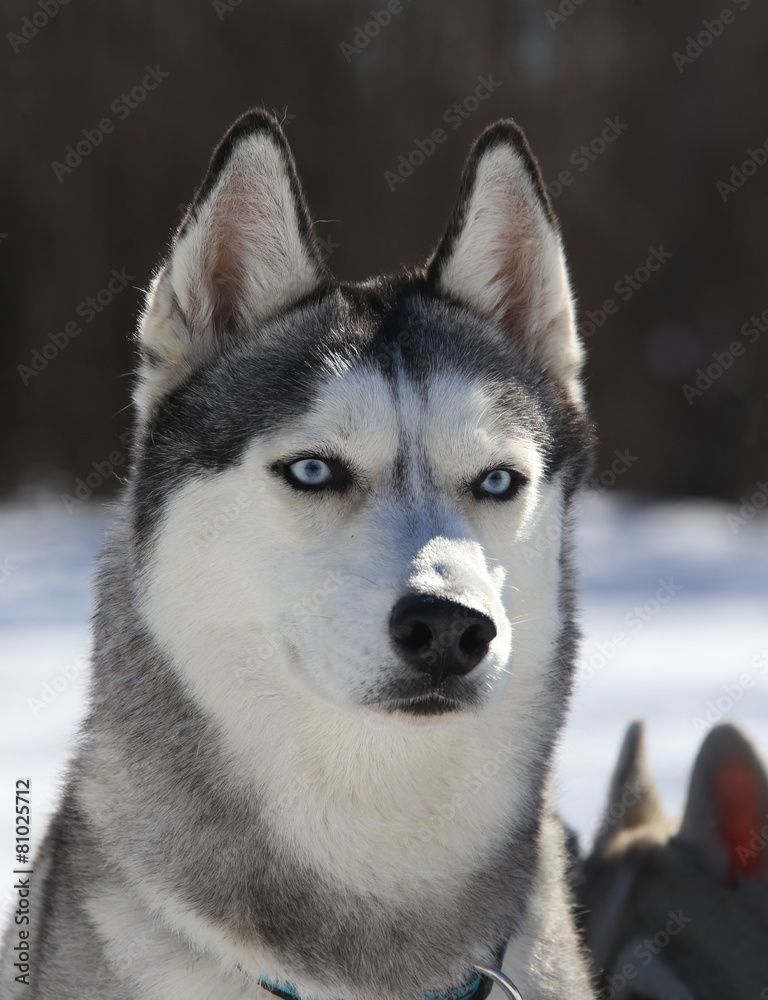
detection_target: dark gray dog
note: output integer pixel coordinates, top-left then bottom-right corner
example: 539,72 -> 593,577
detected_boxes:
580,720 -> 768,999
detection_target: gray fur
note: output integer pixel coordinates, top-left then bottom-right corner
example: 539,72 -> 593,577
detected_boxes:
2,110 -> 595,1000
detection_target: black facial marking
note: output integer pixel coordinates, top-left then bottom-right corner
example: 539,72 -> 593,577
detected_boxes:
131,280 -> 593,556
131,296 -> 344,545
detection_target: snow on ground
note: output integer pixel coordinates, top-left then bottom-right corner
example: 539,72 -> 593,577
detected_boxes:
560,493 -> 768,844
0,491 -> 766,913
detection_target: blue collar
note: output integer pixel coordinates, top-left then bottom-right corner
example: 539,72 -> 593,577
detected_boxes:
257,972 -> 489,1000
257,945 -> 507,1000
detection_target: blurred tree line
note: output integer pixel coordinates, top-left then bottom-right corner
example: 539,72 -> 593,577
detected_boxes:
1,0 -> 766,500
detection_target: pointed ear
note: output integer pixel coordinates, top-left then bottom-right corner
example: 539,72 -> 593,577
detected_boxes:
135,109 -> 326,419
677,723 -> 768,888
426,120 -> 584,407
594,721 -> 666,851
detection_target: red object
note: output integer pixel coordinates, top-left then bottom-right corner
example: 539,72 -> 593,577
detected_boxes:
713,755 -> 762,885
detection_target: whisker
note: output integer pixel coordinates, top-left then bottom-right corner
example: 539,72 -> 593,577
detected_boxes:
341,573 -> 381,588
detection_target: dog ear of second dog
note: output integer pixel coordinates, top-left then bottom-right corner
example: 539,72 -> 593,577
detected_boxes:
580,720 -> 768,1000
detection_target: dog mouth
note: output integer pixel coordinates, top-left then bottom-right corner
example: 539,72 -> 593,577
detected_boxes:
383,693 -> 465,716
365,677 -> 482,717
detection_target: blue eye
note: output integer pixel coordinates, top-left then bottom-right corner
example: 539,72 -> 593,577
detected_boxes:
474,467 -> 526,501
288,458 -> 334,487
273,455 -> 352,494
480,470 -> 512,494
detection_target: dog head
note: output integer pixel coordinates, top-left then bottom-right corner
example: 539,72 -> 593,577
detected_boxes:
130,110 -> 593,726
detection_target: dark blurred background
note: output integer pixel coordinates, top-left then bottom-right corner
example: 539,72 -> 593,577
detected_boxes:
1,0 -> 766,499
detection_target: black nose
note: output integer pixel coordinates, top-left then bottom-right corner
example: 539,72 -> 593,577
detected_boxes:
389,595 -> 497,682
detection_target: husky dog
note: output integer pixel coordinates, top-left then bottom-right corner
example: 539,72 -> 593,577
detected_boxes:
1,110 -> 596,1000
580,720 -> 768,999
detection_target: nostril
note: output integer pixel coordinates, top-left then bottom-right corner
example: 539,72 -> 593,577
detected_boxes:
397,620 -> 432,652
459,620 -> 496,657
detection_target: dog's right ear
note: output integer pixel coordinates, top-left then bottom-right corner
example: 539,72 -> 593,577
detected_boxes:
134,110 -> 326,420
677,722 -> 768,889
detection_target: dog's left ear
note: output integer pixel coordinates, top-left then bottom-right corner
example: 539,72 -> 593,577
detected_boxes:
677,723 -> 768,889
427,121 -> 584,406
593,720 -> 666,853
135,109 -> 326,420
